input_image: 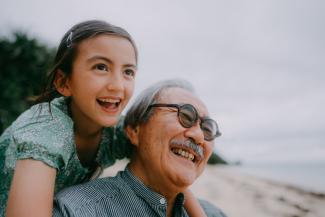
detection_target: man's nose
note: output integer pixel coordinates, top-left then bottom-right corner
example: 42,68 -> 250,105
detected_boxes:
106,69 -> 124,91
184,121 -> 205,145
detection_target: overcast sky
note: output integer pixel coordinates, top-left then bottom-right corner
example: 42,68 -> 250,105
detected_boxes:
1,0 -> 324,164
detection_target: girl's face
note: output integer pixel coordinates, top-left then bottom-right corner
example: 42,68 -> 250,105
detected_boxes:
60,34 -> 137,131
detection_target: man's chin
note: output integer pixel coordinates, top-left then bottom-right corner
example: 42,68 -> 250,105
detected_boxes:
169,170 -> 198,189
166,155 -> 200,186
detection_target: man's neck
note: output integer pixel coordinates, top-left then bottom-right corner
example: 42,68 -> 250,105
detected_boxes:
128,162 -> 185,217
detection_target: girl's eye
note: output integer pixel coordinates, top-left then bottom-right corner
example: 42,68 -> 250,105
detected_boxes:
95,64 -> 108,71
124,69 -> 136,78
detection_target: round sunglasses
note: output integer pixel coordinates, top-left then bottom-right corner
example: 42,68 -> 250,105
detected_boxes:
147,103 -> 221,141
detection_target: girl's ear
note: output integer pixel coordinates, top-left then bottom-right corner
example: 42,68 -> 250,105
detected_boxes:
54,70 -> 72,97
125,126 -> 140,147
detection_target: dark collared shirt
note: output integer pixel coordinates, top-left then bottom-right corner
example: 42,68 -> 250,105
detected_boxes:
53,168 -> 226,217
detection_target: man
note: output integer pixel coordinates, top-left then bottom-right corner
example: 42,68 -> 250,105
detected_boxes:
53,79 -> 225,217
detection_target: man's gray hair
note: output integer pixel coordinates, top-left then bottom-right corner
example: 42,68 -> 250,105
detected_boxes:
124,79 -> 196,129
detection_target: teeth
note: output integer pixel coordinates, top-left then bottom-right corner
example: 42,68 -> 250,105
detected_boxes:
98,98 -> 120,103
172,148 -> 195,162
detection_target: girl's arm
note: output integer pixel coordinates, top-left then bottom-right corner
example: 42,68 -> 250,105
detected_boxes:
184,189 -> 207,217
6,159 -> 57,217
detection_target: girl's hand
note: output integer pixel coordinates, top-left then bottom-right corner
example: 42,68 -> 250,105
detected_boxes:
184,189 -> 208,217
6,159 -> 56,217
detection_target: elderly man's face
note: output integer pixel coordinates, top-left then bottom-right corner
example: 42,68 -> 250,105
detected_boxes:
128,87 -> 214,190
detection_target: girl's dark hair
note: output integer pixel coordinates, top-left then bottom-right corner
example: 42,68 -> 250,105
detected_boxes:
33,20 -> 138,104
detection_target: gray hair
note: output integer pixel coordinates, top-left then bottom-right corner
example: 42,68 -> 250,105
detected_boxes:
124,79 -> 196,129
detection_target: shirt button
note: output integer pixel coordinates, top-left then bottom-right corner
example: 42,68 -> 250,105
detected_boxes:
159,198 -> 166,205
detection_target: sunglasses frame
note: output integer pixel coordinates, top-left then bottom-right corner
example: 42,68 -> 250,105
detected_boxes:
147,103 -> 221,141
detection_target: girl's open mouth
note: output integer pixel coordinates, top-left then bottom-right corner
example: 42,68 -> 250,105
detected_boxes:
97,98 -> 121,109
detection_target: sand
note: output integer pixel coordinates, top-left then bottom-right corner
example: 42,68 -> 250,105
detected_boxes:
102,161 -> 325,217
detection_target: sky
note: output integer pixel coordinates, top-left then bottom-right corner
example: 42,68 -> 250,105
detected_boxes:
1,0 -> 324,164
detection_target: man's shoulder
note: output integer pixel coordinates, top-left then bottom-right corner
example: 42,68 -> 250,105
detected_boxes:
199,199 -> 227,217
54,175 -> 124,211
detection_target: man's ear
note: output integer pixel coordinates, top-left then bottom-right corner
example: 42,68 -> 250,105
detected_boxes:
54,70 -> 72,97
125,126 -> 140,147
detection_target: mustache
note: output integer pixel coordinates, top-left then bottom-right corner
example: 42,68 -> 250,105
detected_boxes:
170,139 -> 204,160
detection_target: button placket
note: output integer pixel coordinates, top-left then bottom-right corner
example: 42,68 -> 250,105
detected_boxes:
159,198 -> 166,205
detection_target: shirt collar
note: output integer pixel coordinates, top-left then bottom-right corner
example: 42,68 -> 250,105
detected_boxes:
121,167 -> 185,209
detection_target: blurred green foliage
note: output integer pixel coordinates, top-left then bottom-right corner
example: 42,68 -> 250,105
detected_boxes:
208,151 -> 227,165
0,32 -> 55,133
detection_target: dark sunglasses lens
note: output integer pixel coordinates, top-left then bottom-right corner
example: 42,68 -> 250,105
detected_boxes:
179,104 -> 197,128
201,119 -> 218,141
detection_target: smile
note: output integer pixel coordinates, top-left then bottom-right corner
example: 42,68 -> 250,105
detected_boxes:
97,98 -> 121,109
171,147 -> 197,163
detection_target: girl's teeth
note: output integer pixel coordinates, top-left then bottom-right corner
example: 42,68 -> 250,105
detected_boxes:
98,98 -> 120,103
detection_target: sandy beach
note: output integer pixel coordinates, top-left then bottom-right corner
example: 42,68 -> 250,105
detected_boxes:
102,160 -> 325,217
191,165 -> 325,217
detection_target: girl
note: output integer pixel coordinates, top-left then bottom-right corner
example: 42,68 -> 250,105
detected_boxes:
1,20 -> 138,217
0,20 -> 207,217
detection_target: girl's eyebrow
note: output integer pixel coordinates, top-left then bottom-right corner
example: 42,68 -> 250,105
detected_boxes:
87,55 -> 137,69
87,55 -> 112,64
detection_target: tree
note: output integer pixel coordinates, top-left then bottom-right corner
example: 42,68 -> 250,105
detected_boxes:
208,151 -> 227,165
0,32 -> 54,133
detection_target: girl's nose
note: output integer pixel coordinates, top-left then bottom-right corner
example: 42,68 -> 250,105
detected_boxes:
106,70 -> 124,92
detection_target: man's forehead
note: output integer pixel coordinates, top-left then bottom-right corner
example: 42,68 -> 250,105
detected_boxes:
158,87 -> 209,115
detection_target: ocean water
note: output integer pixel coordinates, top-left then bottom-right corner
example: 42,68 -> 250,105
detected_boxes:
232,162 -> 325,193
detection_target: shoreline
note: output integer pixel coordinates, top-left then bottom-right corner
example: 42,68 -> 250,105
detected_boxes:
229,163 -> 325,194
190,165 -> 325,217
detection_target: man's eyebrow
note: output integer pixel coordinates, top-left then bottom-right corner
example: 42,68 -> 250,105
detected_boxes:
198,114 -> 209,120
87,55 -> 137,68
199,112 -> 211,119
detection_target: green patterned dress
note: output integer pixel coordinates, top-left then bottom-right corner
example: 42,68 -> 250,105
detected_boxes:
0,97 -> 132,215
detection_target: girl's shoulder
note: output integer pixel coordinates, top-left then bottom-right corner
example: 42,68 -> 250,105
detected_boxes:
1,97 -> 75,170
6,97 -> 73,139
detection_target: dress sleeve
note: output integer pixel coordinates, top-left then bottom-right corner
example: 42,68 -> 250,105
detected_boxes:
8,117 -> 73,172
15,139 -> 65,170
